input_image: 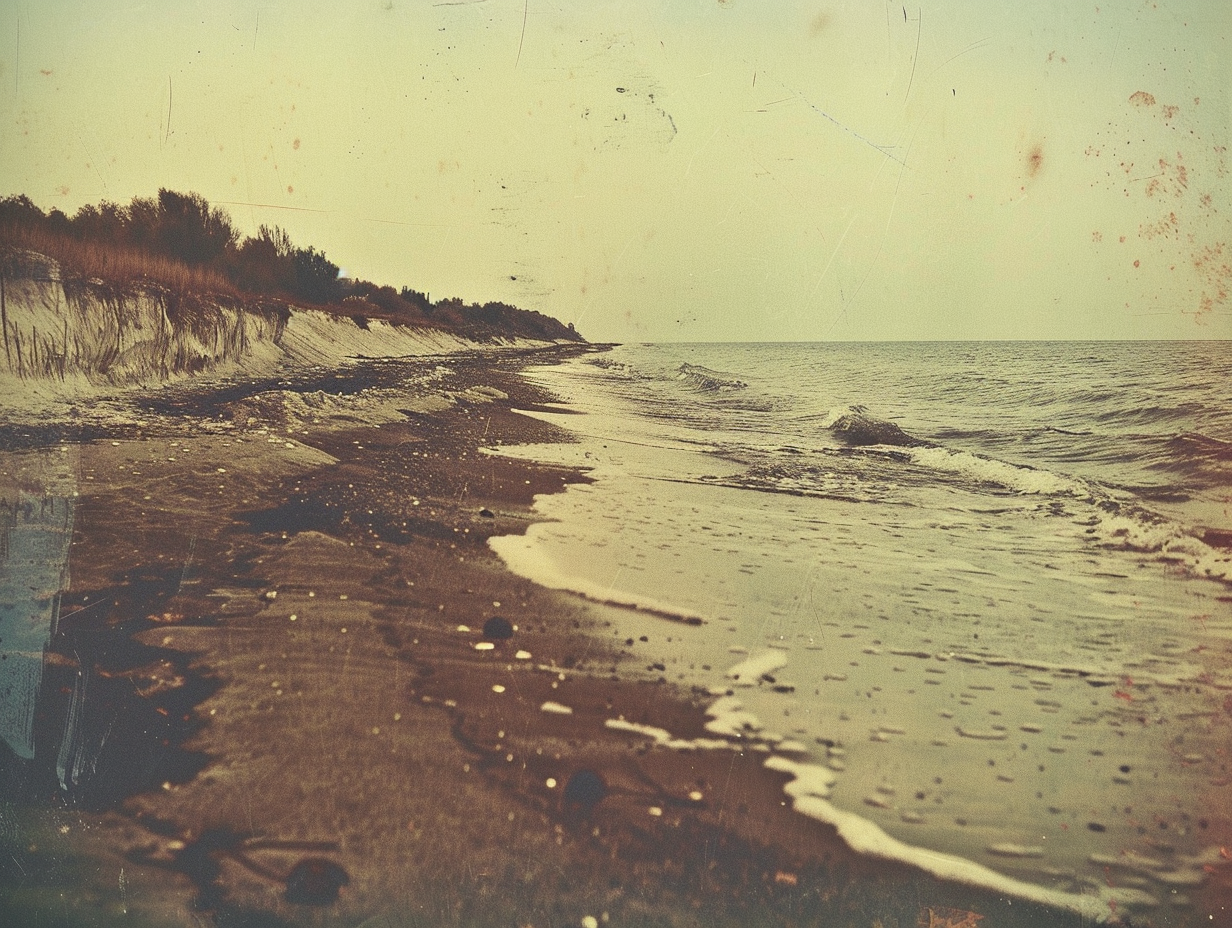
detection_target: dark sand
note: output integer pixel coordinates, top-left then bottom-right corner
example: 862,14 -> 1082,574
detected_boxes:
3,346 -> 1222,927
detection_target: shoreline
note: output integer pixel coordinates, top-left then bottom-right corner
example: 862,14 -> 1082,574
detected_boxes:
0,345 -> 1203,926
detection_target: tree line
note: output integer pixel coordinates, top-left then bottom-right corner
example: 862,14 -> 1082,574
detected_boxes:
0,189 -> 580,341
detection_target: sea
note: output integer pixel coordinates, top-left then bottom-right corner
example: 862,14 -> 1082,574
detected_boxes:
489,340 -> 1232,919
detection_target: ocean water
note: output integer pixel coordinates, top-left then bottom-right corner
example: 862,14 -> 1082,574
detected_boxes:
490,341 -> 1232,918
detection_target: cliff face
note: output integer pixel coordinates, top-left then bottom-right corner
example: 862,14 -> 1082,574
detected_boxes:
0,254 -> 561,398
0,255 -> 285,387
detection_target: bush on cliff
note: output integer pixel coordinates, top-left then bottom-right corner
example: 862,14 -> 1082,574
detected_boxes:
0,191 -> 582,343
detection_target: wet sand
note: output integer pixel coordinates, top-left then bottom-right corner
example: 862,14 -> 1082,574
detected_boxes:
2,346 -> 1226,927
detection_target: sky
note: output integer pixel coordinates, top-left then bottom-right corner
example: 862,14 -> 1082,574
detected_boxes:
1,0 -> 1229,342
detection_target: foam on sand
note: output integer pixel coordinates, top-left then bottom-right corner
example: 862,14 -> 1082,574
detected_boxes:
725,649 -> 789,685
767,757 -> 1138,922
488,531 -> 709,624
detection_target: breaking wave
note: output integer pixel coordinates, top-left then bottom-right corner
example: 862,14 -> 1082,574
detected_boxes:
821,405 -> 931,448
675,363 -> 748,392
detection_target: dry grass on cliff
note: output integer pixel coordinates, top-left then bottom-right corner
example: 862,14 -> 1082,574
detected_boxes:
0,225 -> 240,298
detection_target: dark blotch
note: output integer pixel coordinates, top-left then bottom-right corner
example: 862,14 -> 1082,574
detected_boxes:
1087,822 -> 1106,833
284,858 -> 350,905
482,616 -> 514,640
564,769 -> 607,808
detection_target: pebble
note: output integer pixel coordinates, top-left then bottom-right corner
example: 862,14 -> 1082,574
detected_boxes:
987,843 -> 1044,858
956,727 -> 1007,741
1155,869 -> 1206,888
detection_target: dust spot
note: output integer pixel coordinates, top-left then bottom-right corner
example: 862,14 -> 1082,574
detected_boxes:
1092,231 -> 1103,243
1191,242 -> 1230,320
287,185 -> 294,194
1133,259 -> 1141,268
810,12 -> 832,36
293,138 -> 301,150
1026,143 -> 1044,179
39,69 -> 53,76
1129,90 -> 1156,108
1139,211 -> 1179,240
1162,104 -> 1179,121
56,185 -> 70,196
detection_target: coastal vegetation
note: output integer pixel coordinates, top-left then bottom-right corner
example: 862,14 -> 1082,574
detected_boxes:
0,189 -> 581,343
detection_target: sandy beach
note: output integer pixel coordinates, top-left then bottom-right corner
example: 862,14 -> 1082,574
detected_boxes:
2,345 -> 1227,928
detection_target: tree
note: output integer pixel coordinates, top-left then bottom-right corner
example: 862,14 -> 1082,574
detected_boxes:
291,246 -> 340,304
154,189 -> 238,265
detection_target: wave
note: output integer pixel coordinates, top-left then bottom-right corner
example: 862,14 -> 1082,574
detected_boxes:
1166,431 -> 1232,463
907,446 -> 1087,496
675,363 -> 748,392
821,405 -> 931,448
905,446 -> 1231,582
713,430 -> 1232,585
588,356 -> 646,380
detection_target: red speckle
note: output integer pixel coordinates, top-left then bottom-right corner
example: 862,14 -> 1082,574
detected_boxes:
1119,236 -> 1126,243
1129,90 -> 1157,107
1133,260 -> 1140,269
287,185 -> 294,194
293,138 -> 301,150
1026,143 -> 1044,178
1115,690 -> 1134,701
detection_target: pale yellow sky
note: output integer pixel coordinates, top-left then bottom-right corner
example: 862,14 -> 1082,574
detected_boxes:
1,0 -> 1229,341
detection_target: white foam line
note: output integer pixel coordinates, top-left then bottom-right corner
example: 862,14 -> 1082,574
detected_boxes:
605,719 -> 1126,920
767,757 -> 1123,922
489,533 -> 708,624
604,718 -> 739,752
726,649 -> 789,684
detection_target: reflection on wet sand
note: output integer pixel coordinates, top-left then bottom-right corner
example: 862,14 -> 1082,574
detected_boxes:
0,450 -> 74,764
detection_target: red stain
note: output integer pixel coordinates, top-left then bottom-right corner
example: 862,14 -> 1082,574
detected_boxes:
1133,260 -> 1140,269
293,138 -> 301,150
1026,143 -> 1044,178
1129,90 -> 1156,107
1092,231 -> 1103,243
